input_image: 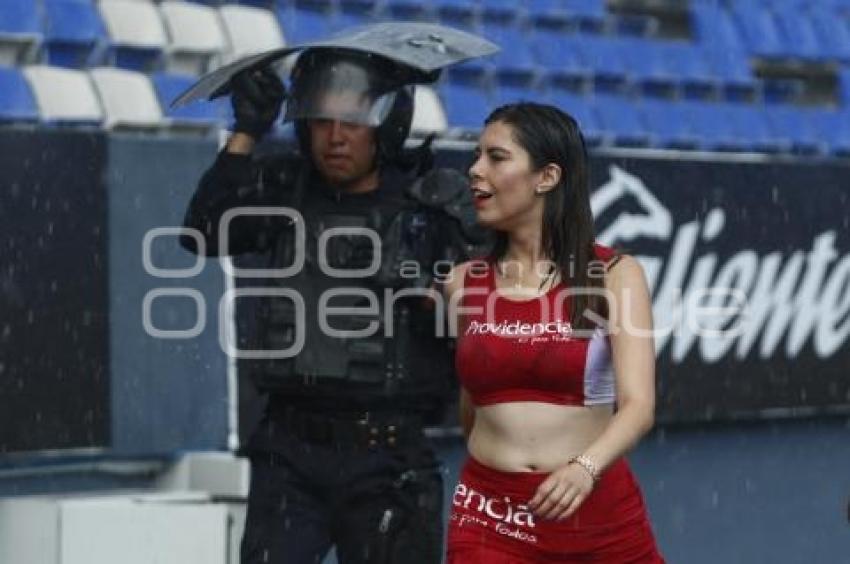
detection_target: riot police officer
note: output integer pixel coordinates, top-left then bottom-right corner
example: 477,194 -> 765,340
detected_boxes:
180,25 -> 494,564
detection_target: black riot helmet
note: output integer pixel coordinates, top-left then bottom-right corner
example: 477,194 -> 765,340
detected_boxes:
284,48 -> 435,165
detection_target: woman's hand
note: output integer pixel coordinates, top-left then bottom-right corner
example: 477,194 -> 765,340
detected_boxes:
527,462 -> 595,521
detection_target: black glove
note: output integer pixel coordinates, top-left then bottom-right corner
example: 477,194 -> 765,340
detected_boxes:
230,67 -> 286,139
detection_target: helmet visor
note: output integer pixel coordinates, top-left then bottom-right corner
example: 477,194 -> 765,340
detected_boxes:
283,56 -> 398,127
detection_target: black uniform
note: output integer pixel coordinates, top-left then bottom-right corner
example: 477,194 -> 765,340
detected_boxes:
182,147 -> 483,564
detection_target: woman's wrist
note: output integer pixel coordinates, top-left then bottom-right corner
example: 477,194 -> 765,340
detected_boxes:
568,454 -> 601,484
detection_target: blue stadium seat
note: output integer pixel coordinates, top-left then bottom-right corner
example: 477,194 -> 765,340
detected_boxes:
809,108 -> 850,156
592,94 -> 650,147
440,82 -> 492,131
679,100 -> 748,152
808,5 -> 850,60
547,90 -> 602,146
435,0 -> 479,33
691,3 -> 745,52
724,103 -> 785,153
562,0 -> 606,31
479,0 -> 518,21
492,81 -> 546,109
482,22 -> 538,83
43,0 -> 106,69
729,3 -> 788,59
772,7 -> 827,62
764,105 -> 822,154
575,35 -> 629,92
639,98 -> 699,150
530,30 -> 589,83
835,67 -> 850,107
151,72 -> 227,131
382,0 -> 435,21
277,6 -> 331,44
334,6 -> 374,33
0,0 -> 41,64
527,0 -> 572,26
527,0 -> 605,30
622,38 -> 678,97
660,43 -> 719,98
703,48 -> 759,101
0,66 -> 39,123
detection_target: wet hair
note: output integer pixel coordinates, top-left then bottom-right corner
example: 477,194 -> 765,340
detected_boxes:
484,101 -> 613,332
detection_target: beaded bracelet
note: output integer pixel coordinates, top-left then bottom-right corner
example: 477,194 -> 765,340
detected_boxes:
568,454 -> 600,483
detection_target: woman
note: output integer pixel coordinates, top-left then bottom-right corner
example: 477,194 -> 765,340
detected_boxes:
443,102 -> 664,562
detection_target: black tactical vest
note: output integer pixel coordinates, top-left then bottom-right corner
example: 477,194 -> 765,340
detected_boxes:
246,164 -> 454,409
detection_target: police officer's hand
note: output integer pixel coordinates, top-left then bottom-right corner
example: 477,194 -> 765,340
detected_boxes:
231,67 -> 286,139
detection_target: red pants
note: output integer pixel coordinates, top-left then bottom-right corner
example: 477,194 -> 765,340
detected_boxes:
446,456 -> 665,563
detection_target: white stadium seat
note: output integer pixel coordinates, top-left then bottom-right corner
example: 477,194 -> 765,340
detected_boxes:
23,65 -> 103,125
218,5 -> 285,64
411,85 -> 448,136
89,67 -> 163,130
159,1 -> 228,75
98,0 -> 168,69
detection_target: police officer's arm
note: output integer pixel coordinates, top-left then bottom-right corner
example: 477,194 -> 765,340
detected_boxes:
181,68 -> 286,256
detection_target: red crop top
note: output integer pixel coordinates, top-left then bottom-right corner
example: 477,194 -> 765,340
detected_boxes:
455,244 -> 619,407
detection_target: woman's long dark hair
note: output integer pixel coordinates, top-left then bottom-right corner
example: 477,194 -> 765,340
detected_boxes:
485,102 -> 612,332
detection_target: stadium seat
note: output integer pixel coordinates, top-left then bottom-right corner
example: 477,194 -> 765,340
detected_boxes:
679,100 -> 748,152
277,6 -> 331,45
482,22 -> 538,83
479,0 -> 517,21
334,3 -> 376,33
219,5 -> 286,63
809,108 -> 850,156
593,94 -> 650,147
772,6 -> 827,62
691,3 -> 745,52
382,0 -> 435,21
440,69 -> 493,133
43,0 -> 107,69
435,0 -> 479,34
562,0 -> 606,31
764,105 -> 822,154
547,90 -> 602,147
729,3 -> 788,60
703,48 -> 759,101
575,35 -> 629,92
160,1 -> 228,75
530,30 -> 589,83
23,65 -> 103,125
410,85 -> 448,136
724,103 -> 784,153
0,66 -> 39,123
98,0 -> 168,71
492,81 -> 546,109
639,98 -> 699,150
0,0 -> 41,65
659,43 -> 719,99
622,38 -> 678,97
151,72 -> 226,133
808,5 -> 850,61
89,67 -> 163,130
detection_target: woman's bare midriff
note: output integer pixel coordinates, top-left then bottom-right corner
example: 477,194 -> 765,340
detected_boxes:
467,402 -> 614,473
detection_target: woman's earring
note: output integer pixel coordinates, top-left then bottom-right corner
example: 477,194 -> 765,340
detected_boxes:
535,185 -> 545,194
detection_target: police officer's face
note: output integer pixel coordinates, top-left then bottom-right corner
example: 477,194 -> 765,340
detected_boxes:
309,92 -> 378,193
